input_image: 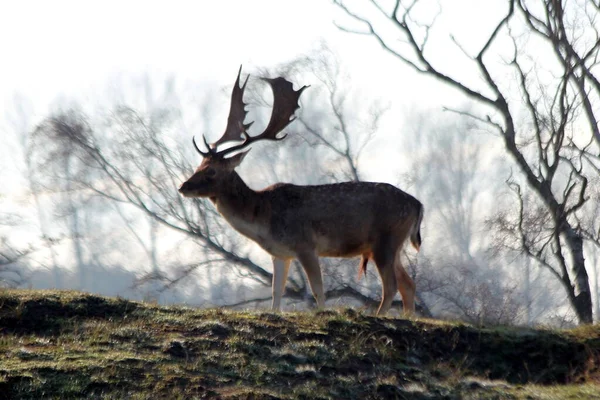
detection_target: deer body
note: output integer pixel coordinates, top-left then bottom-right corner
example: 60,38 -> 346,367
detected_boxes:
214,178 -> 419,258
179,67 -> 423,316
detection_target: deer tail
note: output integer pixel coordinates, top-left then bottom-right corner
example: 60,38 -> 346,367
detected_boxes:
410,202 -> 424,251
357,254 -> 369,281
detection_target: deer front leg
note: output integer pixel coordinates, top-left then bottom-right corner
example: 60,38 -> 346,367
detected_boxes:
271,257 -> 291,311
296,250 -> 325,309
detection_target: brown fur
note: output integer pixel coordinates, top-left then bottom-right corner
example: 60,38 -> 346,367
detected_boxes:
181,166 -> 423,315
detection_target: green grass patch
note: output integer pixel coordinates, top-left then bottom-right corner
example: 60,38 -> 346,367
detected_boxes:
0,289 -> 598,399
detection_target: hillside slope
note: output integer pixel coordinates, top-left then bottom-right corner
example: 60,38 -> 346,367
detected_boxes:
0,290 -> 599,399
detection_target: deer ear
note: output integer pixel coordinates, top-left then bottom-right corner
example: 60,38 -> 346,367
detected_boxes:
225,149 -> 251,169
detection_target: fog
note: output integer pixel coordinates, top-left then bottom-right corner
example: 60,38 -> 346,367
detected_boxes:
1,0 -> 598,326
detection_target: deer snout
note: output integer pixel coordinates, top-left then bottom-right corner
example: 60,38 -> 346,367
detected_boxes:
179,181 -> 192,194
179,180 -> 210,198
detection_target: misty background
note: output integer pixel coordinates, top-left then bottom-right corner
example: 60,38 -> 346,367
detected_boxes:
1,0 -> 598,326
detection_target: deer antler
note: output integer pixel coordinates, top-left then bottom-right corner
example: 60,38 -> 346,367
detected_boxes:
192,135 -> 214,157
195,67 -> 308,158
212,65 -> 252,149
257,77 -> 308,141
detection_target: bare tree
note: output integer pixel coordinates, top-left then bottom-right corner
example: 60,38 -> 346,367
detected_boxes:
111,75 -> 179,300
256,44 -> 386,183
335,0 -> 599,323
0,242 -> 27,288
31,110 -> 266,276
0,210 -> 29,288
400,113 -> 531,324
28,104 -> 102,290
4,93 -> 62,287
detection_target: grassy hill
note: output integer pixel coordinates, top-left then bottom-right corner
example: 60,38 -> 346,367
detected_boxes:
0,290 -> 598,399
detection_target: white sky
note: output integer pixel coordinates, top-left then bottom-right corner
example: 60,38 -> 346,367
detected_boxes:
0,0 -> 507,111
0,0 -> 520,211
3,1 -> 590,313
0,0 -> 514,229
0,1 -> 338,104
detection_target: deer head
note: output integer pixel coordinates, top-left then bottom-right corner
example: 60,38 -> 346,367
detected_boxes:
179,66 -> 307,198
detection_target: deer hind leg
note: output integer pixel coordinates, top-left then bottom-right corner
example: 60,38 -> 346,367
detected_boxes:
394,256 -> 416,316
392,217 -> 417,316
296,250 -> 325,309
272,257 -> 291,311
372,236 -> 398,316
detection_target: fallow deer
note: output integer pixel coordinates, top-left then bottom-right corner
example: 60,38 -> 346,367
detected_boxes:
179,67 -> 423,316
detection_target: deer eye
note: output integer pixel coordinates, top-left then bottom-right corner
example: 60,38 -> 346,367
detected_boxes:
205,168 -> 217,178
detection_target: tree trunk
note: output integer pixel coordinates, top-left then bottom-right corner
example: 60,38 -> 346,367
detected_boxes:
564,228 -> 593,324
64,157 -> 86,290
524,257 -> 532,326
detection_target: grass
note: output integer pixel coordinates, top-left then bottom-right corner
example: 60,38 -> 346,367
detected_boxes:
0,289 -> 599,399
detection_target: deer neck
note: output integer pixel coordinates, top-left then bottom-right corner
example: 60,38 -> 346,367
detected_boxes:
213,172 -> 266,236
